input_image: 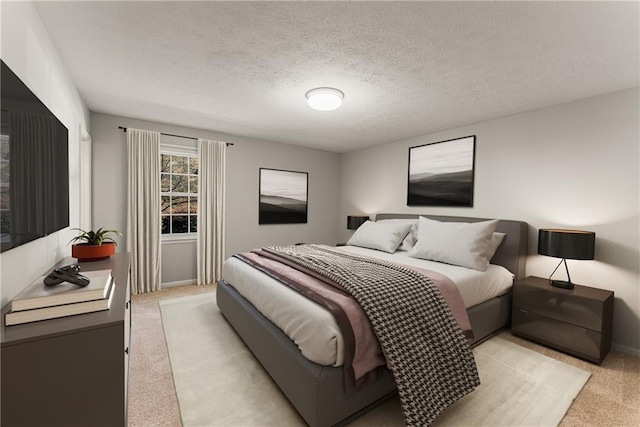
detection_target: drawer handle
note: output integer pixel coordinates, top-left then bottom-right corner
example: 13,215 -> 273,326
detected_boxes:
126,301 -> 130,310
125,347 -> 129,355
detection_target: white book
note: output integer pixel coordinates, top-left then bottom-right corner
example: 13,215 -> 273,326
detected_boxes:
10,269 -> 113,312
4,279 -> 115,327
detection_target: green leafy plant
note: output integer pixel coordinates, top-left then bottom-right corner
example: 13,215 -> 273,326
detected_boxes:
69,228 -> 122,246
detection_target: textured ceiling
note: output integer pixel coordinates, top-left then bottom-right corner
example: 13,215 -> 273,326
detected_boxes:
35,1 -> 639,153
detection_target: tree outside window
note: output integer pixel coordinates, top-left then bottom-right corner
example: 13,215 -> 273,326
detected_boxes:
161,153 -> 198,236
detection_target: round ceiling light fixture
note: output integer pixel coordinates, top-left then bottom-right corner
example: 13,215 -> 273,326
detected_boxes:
305,87 -> 344,111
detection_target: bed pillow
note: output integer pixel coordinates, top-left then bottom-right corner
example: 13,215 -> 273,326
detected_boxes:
408,217 -> 499,271
346,220 -> 412,253
487,232 -> 506,260
376,219 -> 418,251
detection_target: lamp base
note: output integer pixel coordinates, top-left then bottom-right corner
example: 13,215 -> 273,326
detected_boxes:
550,280 -> 574,290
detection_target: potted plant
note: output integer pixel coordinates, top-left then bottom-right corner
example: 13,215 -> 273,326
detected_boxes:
69,228 -> 122,262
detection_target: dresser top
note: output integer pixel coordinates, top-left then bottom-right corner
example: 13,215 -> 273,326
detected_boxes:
1,253 -> 130,347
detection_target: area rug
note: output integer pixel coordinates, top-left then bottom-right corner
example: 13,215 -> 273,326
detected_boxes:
160,293 -> 591,427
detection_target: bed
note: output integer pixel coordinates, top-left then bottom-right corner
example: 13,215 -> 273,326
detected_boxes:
217,214 -> 528,426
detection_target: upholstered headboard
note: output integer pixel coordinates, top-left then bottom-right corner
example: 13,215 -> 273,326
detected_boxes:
375,213 -> 528,280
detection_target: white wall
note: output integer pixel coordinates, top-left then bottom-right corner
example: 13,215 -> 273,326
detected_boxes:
0,1 -> 91,308
340,87 -> 640,354
90,113 -> 340,286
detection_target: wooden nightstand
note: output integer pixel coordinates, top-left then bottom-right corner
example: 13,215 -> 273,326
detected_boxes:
511,276 -> 613,364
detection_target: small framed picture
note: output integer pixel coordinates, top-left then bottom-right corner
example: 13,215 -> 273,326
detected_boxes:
259,168 -> 308,224
407,135 -> 476,206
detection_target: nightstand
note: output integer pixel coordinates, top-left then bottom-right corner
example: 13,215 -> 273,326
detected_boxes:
511,276 -> 613,364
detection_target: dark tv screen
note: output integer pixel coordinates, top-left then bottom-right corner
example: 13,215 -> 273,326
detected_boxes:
1,60 -> 69,252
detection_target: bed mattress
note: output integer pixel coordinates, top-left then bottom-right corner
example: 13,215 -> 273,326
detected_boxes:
221,245 -> 514,368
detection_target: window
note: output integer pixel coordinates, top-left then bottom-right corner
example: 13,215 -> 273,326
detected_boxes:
161,152 -> 198,236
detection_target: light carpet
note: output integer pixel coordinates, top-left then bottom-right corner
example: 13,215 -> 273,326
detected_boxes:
160,293 -> 591,427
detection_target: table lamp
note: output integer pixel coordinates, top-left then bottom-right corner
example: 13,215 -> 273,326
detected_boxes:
347,215 -> 369,230
538,228 -> 595,289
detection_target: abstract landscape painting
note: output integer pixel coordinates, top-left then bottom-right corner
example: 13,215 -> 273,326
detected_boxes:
407,135 -> 476,206
259,168 -> 308,224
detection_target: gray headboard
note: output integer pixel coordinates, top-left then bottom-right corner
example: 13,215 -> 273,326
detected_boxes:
375,213 -> 528,280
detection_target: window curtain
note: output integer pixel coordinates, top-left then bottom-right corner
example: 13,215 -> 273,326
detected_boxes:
197,138 -> 226,285
126,128 -> 161,294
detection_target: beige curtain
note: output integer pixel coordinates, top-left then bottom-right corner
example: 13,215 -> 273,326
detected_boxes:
126,128 -> 161,294
197,138 -> 226,285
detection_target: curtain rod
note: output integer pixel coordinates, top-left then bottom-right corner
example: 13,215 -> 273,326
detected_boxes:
118,126 -> 234,146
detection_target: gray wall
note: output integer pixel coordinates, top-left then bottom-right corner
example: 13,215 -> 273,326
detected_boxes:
339,87 -> 640,354
90,113 -> 340,286
0,1 -> 91,308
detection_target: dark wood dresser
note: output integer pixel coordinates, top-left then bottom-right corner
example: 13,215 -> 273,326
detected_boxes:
512,276 -> 613,364
1,253 -> 131,426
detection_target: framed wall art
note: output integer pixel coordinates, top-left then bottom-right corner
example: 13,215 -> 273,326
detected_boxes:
259,168 -> 308,224
407,135 -> 476,207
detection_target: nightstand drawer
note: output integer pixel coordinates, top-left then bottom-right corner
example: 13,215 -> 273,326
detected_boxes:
513,284 -> 607,331
512,309 -> 604,363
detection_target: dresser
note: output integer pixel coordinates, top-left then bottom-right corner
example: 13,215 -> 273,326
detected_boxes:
1,253 -> 131,426
511,276 -> 613,364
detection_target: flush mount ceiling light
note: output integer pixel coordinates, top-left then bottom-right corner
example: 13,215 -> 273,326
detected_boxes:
305,87 -> 344,111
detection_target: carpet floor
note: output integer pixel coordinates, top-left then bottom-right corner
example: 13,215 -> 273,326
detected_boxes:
128,285 -> 640,427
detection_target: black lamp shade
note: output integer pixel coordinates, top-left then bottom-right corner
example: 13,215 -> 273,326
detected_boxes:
347,215 -> 369,230
538,229 -> 595,260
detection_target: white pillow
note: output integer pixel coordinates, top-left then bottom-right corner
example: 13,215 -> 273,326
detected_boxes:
347,220 -> 412,253
376,219 -> 418,251
487,232 -> 506,260
408,217 -> 499,271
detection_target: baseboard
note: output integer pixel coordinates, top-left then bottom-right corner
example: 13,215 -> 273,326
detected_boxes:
162,279 -> 197,288
612,342 -> 640,357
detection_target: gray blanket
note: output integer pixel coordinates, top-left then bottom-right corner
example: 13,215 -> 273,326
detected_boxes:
263,244 -> 480,426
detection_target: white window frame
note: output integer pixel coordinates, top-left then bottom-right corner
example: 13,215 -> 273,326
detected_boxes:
161,144 -> 198,242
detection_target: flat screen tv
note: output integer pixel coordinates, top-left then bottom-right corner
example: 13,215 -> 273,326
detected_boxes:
1,60 -> 69,253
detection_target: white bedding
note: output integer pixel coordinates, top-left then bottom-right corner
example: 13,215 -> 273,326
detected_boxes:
221,246 -> 514,368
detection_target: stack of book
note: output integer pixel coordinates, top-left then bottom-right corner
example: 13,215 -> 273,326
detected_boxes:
4,269 -> 115,326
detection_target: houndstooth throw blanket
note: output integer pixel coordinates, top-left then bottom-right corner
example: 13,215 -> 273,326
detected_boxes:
263,244 -> 480,426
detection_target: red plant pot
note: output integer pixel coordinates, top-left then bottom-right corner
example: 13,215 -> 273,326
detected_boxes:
72,242 -> 116,262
